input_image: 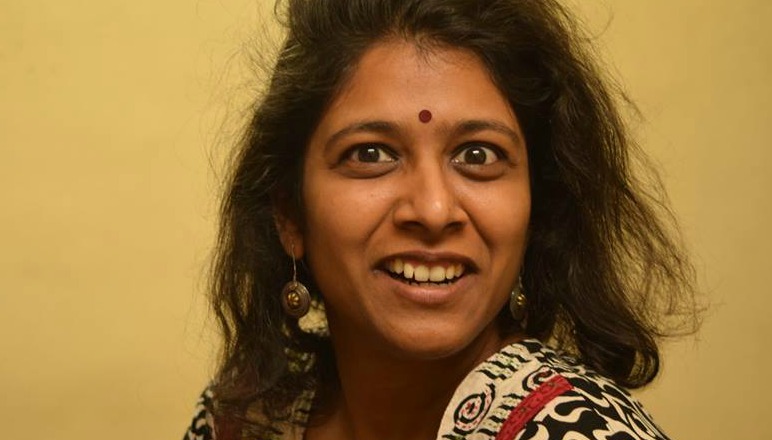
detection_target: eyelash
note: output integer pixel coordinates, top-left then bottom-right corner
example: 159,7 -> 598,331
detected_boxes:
451,142 -> 506,165
343,143 -> 396,164
344,143 -> 505,163
338,142 -> 510,186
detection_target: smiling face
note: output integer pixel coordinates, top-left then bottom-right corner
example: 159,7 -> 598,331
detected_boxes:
278,40 -> 531,360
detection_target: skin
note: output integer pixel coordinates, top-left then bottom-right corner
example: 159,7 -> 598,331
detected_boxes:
278,40 -> 531,440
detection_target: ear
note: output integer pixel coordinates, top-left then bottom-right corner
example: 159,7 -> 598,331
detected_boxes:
274,209 -> 305,259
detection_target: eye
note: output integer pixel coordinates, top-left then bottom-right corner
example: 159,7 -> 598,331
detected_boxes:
335,143 -> 398,178
451,143 -> 502,165
348,144 -> 396,163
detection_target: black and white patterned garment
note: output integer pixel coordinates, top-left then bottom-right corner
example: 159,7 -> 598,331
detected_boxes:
183,339 -> 669,440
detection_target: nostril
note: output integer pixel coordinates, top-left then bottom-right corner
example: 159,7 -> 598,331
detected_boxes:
391,193 -> 466,236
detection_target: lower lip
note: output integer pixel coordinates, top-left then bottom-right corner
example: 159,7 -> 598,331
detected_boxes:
374,270 -> 473,306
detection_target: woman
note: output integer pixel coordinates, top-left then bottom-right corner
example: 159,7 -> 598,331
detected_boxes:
185,0 -> 697,439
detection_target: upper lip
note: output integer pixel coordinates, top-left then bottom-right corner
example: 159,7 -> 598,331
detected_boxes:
375,251 -> 478,272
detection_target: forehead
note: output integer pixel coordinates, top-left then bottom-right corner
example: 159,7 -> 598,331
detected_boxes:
320,40 -> 517,126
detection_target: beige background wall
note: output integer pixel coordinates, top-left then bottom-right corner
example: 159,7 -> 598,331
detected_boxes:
1,0 -> 769,438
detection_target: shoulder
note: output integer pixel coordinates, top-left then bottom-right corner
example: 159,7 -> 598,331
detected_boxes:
515,340 -> 669,440
182,386 -> 312,440
438,339 -> 669,440
183,388 -> 215,440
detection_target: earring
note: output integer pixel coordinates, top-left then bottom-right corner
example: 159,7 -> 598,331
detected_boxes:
509,276 -> 527,323
281,249 -> 311,318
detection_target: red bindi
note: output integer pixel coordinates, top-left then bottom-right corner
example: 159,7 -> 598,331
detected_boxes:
418,109 -> 432,123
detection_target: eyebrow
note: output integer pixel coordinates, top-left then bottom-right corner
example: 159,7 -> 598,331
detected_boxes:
453,119 -> 523,146
325,120 -> 401,151
324,118 -> 522,149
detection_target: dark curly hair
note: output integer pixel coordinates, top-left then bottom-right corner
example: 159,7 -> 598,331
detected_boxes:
208,0 -> 698,436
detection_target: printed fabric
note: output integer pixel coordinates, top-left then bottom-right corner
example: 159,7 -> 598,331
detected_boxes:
183,339 -> 669,440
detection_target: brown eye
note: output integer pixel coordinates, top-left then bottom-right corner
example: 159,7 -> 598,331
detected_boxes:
352,144 -> 395,163
452,144 -> 500,165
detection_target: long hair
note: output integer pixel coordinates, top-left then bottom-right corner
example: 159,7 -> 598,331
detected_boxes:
208,0 -> 698,435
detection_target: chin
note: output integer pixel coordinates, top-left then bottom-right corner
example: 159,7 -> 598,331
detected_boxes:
380,321 -> 494,362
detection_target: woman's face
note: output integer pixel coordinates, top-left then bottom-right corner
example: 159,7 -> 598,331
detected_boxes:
279,40 -> 530,360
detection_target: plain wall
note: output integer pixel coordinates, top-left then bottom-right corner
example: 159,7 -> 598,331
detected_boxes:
1,0 -> 770,438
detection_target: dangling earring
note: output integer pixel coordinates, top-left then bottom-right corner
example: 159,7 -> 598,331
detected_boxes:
281,247 -> 311,318
509,276 -> 527,323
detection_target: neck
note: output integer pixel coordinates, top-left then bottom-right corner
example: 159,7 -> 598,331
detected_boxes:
311,324 -> 515,440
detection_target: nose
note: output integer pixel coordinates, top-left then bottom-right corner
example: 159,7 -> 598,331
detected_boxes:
392,160 -> 466,238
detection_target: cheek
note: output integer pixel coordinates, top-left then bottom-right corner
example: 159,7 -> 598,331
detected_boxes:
301,178 -> 396,289
463,182 -> 531,244
304,180 -> 393,243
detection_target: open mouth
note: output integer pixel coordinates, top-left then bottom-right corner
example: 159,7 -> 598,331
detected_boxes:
383,258 -> 467,286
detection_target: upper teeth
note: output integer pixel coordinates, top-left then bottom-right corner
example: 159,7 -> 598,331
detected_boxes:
387,258 -> 465,282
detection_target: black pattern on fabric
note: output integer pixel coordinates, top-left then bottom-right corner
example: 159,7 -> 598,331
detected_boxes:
183,388 -> 214,440
182,339 -> 669,440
